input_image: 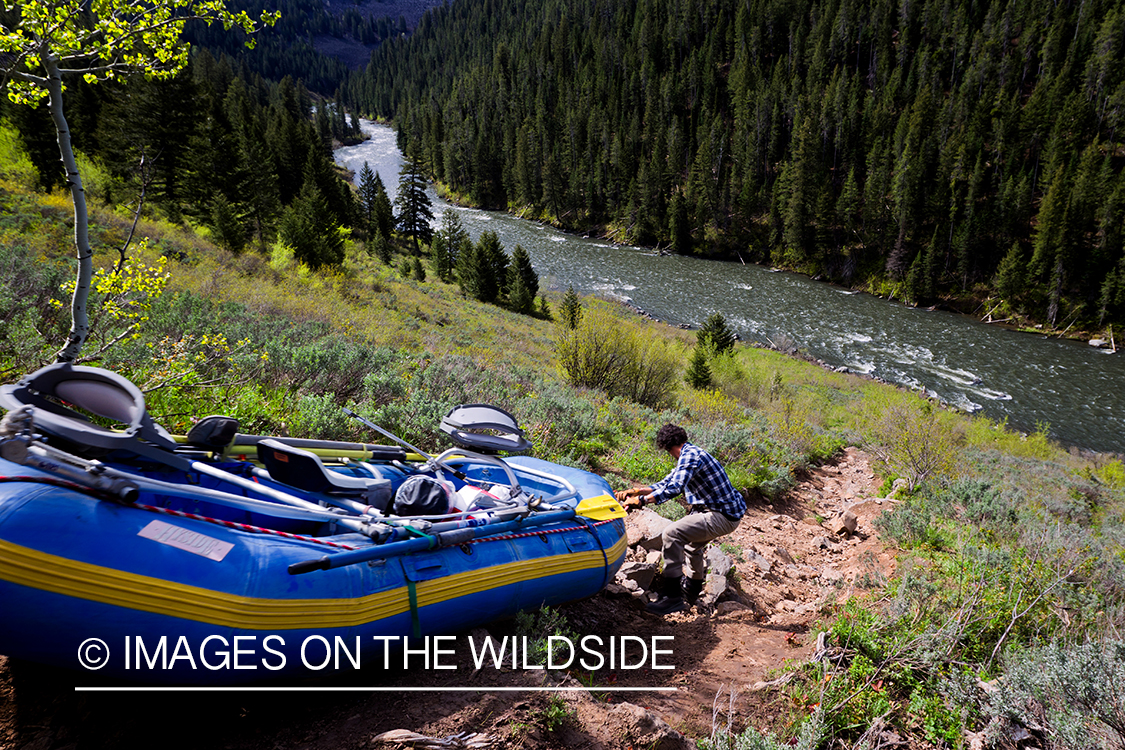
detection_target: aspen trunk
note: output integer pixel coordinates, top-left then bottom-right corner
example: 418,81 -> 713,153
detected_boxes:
45,54 -> 93,363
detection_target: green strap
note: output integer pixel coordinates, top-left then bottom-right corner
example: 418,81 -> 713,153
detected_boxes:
406,578 -> 421,638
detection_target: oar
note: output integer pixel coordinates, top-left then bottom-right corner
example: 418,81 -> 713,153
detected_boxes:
288,509 -> 578,574
343,408 -> 474,483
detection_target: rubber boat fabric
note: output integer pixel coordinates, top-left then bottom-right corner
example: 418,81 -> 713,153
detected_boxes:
0,363 -> 627,683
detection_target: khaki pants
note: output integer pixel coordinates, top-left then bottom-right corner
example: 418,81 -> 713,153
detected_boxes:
661,510 -> 740,580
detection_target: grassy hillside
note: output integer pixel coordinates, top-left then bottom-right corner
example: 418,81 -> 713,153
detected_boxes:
3,124 -> 1125,748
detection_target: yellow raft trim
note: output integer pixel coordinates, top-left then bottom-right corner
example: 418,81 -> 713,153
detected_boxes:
0,535 -> 627,630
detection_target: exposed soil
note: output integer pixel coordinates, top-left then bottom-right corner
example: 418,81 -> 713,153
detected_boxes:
0,447 -> 894,750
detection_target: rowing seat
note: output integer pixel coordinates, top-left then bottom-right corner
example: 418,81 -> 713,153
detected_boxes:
257,438 -> 392,511
439,403 -> 532,454
0,362 -> 177,455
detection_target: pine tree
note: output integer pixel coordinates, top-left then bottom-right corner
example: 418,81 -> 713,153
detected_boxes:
431,234 -> 452,282
412,256 -> 426,281
698,312 -> 735,354
434,210 -> 469,283
370,234 -> 392,264
372,170 -> 394,241
279,182 -> 344,269
560,285 -> 582,329
358,161 -> 378,230
211,194 -> 246,253
685,346 -> 713,389
995,242 -> 1027,304
395,145 -> 434,253
507,244 -> 539,313
463,230 -> 508,303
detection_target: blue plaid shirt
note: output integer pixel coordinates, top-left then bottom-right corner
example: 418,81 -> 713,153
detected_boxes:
649,443 -> 745,519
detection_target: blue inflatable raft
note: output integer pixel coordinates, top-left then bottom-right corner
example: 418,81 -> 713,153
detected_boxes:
0,364 -> 626,683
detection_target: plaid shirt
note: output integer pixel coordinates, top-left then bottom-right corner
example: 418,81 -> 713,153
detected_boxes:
649,443 -> 745,519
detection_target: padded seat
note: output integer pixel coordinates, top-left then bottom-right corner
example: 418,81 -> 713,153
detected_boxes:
0,363 -> 176,453
440,403 -> 531,454
257,438 -> 392,510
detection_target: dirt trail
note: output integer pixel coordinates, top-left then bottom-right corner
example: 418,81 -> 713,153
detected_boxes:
0,448 -> 894,750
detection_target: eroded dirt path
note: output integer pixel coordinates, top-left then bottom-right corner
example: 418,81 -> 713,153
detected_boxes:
0,448 -> 895,750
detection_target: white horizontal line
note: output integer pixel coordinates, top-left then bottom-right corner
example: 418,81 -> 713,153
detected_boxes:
75,686 -> 677,693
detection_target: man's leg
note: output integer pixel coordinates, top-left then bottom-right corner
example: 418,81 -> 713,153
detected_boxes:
651,512 -> 738,614
682,511 -> 739,579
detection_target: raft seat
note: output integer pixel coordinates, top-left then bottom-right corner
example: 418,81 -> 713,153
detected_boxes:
257,438 -> 392,511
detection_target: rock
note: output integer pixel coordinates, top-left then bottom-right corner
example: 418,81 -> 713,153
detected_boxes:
891,478 -> 910,494
605,702 -> 691,750
617,561 -> 656,590
774,547 -> 794,565
820,567 -> 844,584
801,516 -> 824,527
745,548 -> 772,574
827,510 -> 858,537
701,546 -> 734,606
604,582 -> 633,596
645,549 -> 663,566
628,509 -> 671,550
715,600 -> 750,615
1089,338 -> 1110,348
813,536 -> 831,549
777,599 -> 797,611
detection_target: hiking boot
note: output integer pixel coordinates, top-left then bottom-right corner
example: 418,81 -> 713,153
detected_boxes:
681,576 -> 704,605
648,574 -> 677,599
646,591 -> 687,615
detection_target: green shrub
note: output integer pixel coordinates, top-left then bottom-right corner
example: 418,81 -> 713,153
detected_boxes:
987,640 -> 1125,750
866,399 -> 964,491
555,308 -> 679,408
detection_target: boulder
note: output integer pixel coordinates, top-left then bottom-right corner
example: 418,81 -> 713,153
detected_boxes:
700,546 -> 734,606
605,701 -> 691,750
774,546 -> 795,565
627,509 -> 672,550
827,510 -> 858,537
616,561 -> 656,590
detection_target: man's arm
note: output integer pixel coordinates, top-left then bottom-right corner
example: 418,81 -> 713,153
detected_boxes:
614,485 -> 653,512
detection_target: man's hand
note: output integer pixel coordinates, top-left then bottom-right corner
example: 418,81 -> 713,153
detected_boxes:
615,487 -> 647,512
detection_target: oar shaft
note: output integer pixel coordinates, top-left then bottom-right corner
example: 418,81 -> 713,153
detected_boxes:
289,509 -> 577,574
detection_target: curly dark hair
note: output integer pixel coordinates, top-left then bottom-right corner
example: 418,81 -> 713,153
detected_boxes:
655,423 -> 688,451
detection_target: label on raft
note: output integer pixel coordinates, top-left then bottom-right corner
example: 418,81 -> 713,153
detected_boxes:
138,520 -> 234,562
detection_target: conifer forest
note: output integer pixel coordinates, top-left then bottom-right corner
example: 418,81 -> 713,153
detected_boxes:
343,0 -> 1125,328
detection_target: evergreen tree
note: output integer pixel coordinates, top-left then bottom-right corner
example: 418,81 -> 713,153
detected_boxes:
507,244 -> 539,314
370,234 -> 393,264
372,170 -> 394,241
395,146 -> 434,253
430,234 -> 452,282
412,256 -> 426,282
461,230 -> 508,303
560,285 -> 582,329
211,194 -> 246,253
358,161 -> 378,230
279,182 -> 344,269
434,210 -> 470,283
995,243 -> 1027,305
685,346 -> 713,389
698,312 -> 735,354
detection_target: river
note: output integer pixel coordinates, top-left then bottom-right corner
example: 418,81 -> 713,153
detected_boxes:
336,121 -> 1125,455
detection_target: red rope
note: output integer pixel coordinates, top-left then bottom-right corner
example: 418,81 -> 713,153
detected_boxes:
0,475 -> 359,551
132,503 -> 360,550
1,474 -> 617,552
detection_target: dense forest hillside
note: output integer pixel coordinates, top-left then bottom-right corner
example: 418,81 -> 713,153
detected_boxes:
185,0 -> 442,88
2,51 -> 362,266
345,0 -> 1125,330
